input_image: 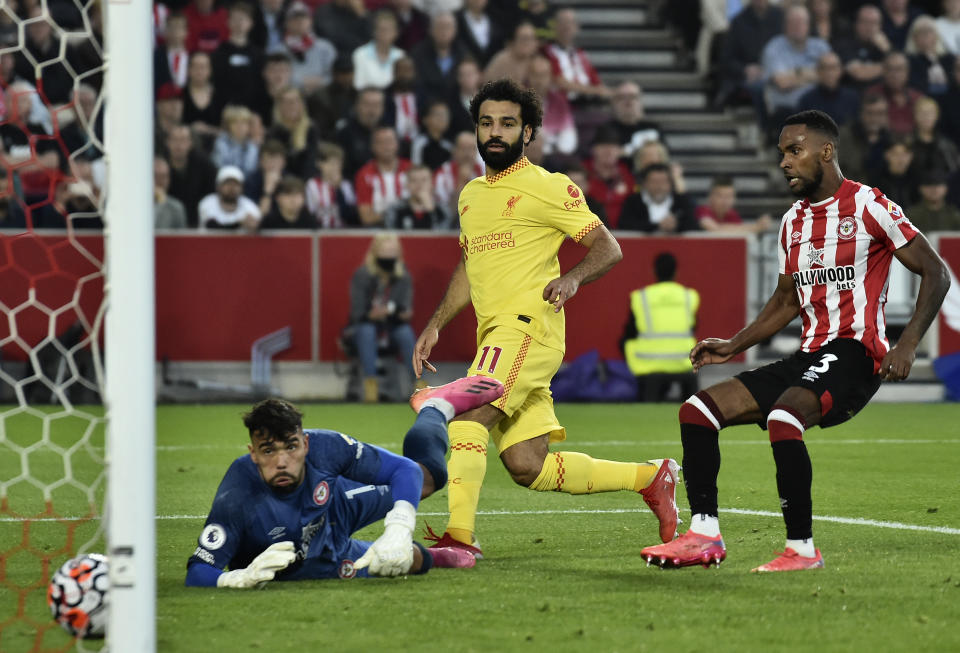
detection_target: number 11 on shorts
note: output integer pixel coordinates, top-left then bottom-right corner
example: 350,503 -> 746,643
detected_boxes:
477,346 -> 502,373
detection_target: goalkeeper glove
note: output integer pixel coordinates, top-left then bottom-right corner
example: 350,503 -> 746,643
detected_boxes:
216,541 -> 297,589
354,500 -> 416,577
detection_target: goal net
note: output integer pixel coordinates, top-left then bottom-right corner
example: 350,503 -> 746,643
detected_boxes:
0,1 -> 153,651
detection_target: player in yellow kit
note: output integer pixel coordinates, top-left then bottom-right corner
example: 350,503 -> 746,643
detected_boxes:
408,79 -> 680,557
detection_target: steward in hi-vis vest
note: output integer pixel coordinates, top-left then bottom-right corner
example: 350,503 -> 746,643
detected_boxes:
623,253 -> 699,376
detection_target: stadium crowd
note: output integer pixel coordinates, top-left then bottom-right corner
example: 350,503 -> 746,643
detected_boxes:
1,0 -> 959,233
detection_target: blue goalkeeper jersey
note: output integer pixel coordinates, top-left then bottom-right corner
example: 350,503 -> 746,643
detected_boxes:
187,429 -> 419,581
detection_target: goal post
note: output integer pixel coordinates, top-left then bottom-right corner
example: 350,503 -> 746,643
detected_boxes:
104,0 -> 155,650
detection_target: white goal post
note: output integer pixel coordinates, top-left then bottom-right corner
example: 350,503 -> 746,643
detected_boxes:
104,0 -> 155,650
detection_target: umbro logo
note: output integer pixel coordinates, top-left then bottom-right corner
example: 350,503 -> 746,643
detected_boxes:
268,526 -> 286,540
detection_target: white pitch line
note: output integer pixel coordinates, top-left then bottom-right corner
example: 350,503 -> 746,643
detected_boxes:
4,508 -> 958,535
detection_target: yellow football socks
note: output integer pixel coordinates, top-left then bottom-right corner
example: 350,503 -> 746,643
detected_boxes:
445,421 -> 490,543
528,452 -> 659,494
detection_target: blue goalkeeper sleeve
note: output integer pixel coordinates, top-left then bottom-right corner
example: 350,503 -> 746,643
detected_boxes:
371,445 -> 423,507
185,561 -> 223,587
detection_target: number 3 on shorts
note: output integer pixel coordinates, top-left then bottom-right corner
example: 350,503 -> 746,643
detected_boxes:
808,353 -> 838,373
477,346 -> 502,373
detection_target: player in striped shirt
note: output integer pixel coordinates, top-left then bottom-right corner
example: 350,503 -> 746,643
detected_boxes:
642,110 -> 950,572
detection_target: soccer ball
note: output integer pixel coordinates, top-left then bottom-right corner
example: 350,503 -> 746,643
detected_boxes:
47,553 -> 109,638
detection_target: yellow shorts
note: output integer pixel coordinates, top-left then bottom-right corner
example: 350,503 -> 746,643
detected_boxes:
466,326 -> 567,452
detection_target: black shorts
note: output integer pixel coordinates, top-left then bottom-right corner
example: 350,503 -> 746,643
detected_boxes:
735,338 -> 882,429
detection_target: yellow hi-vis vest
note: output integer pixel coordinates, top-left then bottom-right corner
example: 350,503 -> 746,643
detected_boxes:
624,281 -> 699,375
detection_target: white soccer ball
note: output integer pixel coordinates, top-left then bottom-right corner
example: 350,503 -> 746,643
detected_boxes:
47,553 -> 109,639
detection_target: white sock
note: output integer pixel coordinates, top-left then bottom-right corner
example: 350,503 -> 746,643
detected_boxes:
786,538 -> 815,557
421,398 -> 454,422
688,513 -> 720,537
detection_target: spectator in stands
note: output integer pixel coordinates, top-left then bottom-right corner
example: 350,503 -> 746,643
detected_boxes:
352,10 -> 405,91
182,51 -> 224,148
619,163 -> 698,234
411,100 -> 452,171
695,175 -> 773,234
337,87 -> 386,178
268,86 -> 319,177
199,165 -> 261,232
356,126 -> 411,226
908,168 -> 960,230
282,1 -> 336,94
797,51 -> 861,126
447,58 -> 482,136
154,156 -> 188,230
253,52 -> 293,127
411,12 -> 464,103
527,55 -> 577,158
165,124 -> 217,228
906,15 -> 954,97
245,139 -> 288,218
212,105 -> 261,177
585,127 -> 634,230
349,232 -> 416,402
695,0 -> 729,78
383,57 -> 420,155
621,252 -> 700,402
604,82 -> 661,161
869,136 -> 919,207
564,161 -> 608,226
392,0 -> 429,52
937,0 -> 960,55
315,0 -> 370,56
867,51 -> 924,135
632,140 -> 688,196
456,0 -> 504,67
256,0 -> 287,54
835,4 -> 889,91
433,130 -> 484,215
212,2 -> 265,111
309,55 -> 358,135
260,175 -> 315,229
880,0 -> 921,51
838,93 -> 892,182
155,12 -> 190,91
14,6 -> 73,104
484,21 -> 538,85
911,95 -> 960,175
185,0 -> 229,53
939,57 -> 960,145
761,5 -> 832,129
808,0 -> 849,46
385,164 -> 452,230
543,8 -> 610,102
716,0 -> 785,108
521,0 -> 556,42
155,83 -> 185,146
306,141 -> 359,228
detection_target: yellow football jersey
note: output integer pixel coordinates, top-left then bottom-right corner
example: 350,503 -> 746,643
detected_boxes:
457,156 -> 602,352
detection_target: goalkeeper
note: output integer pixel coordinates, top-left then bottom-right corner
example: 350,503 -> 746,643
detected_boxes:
185,398 -> 476,587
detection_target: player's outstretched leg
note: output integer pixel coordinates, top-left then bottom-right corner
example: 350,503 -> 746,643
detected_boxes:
409,375 -> 504,416
522,449 -> 680,543
641,391 -> 727,567
403,375 -> 504,499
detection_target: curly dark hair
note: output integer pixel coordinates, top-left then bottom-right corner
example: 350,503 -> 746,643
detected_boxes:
243,398 -> 303,441
469,78 -> 543,144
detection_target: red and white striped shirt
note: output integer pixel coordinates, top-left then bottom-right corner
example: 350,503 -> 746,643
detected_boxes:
778,179 -> 919,370
433,159 -> 484,208
305,177 -> 356,228
355,159 -> 411,215
543,43 -> 602,96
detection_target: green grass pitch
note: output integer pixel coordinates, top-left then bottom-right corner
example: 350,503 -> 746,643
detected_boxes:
2,402 -> 959,652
